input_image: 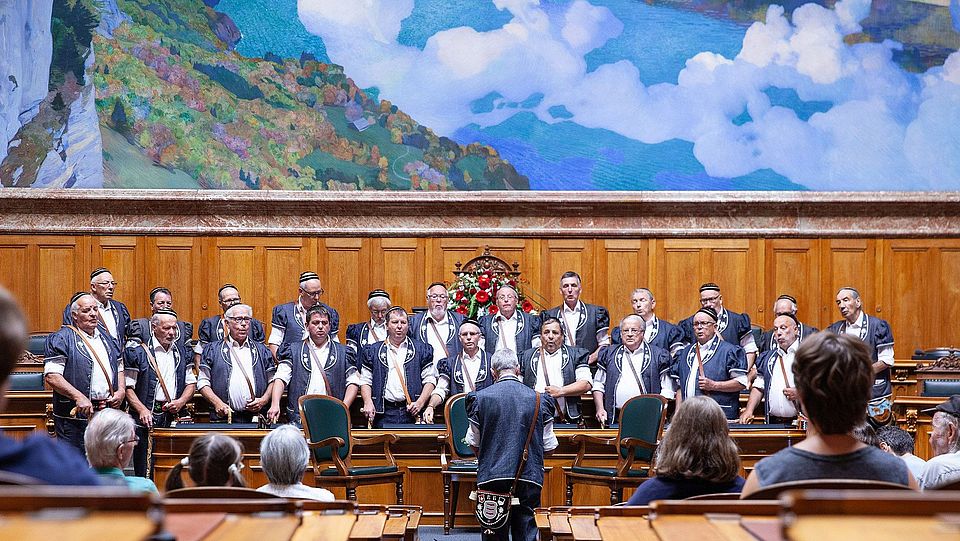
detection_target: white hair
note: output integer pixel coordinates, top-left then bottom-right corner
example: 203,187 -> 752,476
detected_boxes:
491,349 -> 519,375
934,412 -> 960,454
70,294 -> 95,314
620,314 -> 646,330
260,425 -> 309,486
224,304 -> 253,319
84,408 -> 134,469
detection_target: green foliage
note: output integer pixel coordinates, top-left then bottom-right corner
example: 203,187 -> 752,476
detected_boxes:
49,0 -> 101,89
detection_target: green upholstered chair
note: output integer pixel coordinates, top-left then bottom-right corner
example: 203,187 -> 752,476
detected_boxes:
565,394 -> 668,505
438,393 -> 477,534
8,372 -> 43,391
27,333 -> 48,357
298,394 -> 404,502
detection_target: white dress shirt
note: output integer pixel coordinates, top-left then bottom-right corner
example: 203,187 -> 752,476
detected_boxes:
561,303 -> 581,346
493,312 -> 519,353
45,328 -> 116,400
360,340 -> 410,403
752,340 -> 798,418
99,301 -> 119,340
424,313 -> 452,366
268,300 -> 308,347
367,320 -> 387,343
433,350 -> 483,402
197,336 -> 255,411
845,312 -> 895,366
533,348 -> 591,392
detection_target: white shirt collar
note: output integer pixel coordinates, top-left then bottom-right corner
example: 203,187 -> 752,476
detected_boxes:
462,349 -> 482,362
226,335 -> 249,348
428,311 -> 448,324
496,310 -> 518,322
777,339 -> 799,356
151,335 -> 173,353
307,336 -> 330,351
562,301 -> 582,314
849,311 -> 866,328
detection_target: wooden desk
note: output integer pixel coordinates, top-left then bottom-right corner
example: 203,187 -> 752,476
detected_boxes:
0,511 -> 158,541
787,516 -> 960,541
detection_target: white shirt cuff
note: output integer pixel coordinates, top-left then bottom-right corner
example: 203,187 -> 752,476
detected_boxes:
878,345 -> 895,366
267,327 -> 284,347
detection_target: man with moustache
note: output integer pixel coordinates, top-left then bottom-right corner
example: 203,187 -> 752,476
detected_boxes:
611,288 -> 685,356
479,285 -> 541,354
128,287 -> 193,349
679,283 -> 757,375
541,272 -> 610,364
423,319 -> 494,423
273,305 -> 359,426
198,304 -> 279,423
269,271 -> 340,357
124,309 -> 197,476
62,268 -> 131,351
828,287 -> 895,426
346,289 -> 392,353
594,315 -> 674,427
520,318 -> 592,425
757,295 -> 818,354
409,282 -> 465,371
46,293 -> 126,452
360,307 -> 436,427
672,307 -> 747,421
195,284 -> 267,366
739,314 -> 802,425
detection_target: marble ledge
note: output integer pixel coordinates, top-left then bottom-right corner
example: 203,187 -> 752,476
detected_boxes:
0,189 -> 959,237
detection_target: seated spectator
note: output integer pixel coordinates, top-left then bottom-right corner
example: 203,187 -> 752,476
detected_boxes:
918,395 -> 960,490
852,422 -> 880,447
257,425 -> 334,501
84,408 -> 158,494
627,396 -> 745,505
878,425 -> 926,480
742,333 -> 916,495
165,433 -> 246,491
0,287 -> 100,486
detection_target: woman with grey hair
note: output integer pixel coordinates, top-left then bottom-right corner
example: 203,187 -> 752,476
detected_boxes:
84,408 -> 158,493
257,425 -> 334,501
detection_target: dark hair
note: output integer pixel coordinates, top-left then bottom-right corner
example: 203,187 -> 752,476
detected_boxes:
852,422 -> 879,447
559,271 -> 581,284
305,304 -> 330,323
655,396 -> 740,483
149,287 -> 171,303
539,317 -> 565,336
793,332 -> 872,435
165,434 -> 246,491
0,288 -> 28,387
877,426 -> 915,455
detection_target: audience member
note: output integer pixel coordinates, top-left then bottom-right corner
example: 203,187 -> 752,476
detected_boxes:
627,396 -> 744,505
742,332 -> 916,495
0,287 -> 101,485
918,395 -> 960,490
257,425 -> 334,501
165,433 -> 246,491
877,425 -> 926,480
852,422 -> 880,447
84,408 -> 158,493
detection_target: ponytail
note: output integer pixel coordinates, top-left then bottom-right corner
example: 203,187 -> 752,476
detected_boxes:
164,457 -> 189,492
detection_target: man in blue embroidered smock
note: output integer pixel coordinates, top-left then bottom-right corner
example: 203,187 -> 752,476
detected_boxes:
194,284 -> 267,368
128,287 -> 194,350
272,305 -> 359,426
61,268 -> 131,351
346,289 -> 391,353
46,293 -> 126,452
360,307 -> 436,427
124,309 -> 197,476
828,287 -> 896,426
520,318 -> 592,426
409,282 -> 464,374
672,307 -> 748,421
610,289 -> 685,357
739,314 -> 802,425
268,271 -> 340,359
680,283 -> 758,377
541,271 -> 610,365
466,349 -> 557,541
593,315 -> 674,427
422,319 -> 494,424
757,295 -> 818,354
480,285 -> 541,354
198,304 -> 279,424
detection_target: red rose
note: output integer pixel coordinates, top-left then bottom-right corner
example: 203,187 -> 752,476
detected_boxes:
455,290 -> 464,301
455,306 -> 468,316
470,288 -> 478,295
475,290 -> 490,304
478,275 -> 491,290
521,299 -> 534,312
488,305 -> 499,315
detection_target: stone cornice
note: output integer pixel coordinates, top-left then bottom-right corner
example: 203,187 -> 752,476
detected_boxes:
0,189 -> 957,237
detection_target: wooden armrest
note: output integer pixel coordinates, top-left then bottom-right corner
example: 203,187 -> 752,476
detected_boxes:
569,434 -> 616,446
309,436 -> 345,451
352,433 -> 400,446
620,437 -> 656,451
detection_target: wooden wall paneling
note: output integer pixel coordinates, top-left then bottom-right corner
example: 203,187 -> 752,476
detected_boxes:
379,238 -> 425,313
92,236 -> 146,319
656,239 -> 704,323
263,239 -> 312,336
0,238 -> 33,327
883,240 -> 937,354
540,239 -> 593,309
144,237 -> 202,329
821,239 -> 877,328
598,239 -> 648,326
764,239 -> 822,329
323,238 -> 365,330
937,243 -> 960,349
37,236 -> 89,332
211,239 -> 261,322
706,239 -> 760,325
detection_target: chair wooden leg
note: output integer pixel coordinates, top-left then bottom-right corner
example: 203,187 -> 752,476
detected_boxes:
450,480 -> 461,532
443,477 -> 451,535
396,477 -> 404,505
346,486 -> 357,501
566,480 -> 573,506
610,488 -> 622,506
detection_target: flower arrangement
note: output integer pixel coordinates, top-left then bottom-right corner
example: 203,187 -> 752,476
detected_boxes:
447,271 -> 536,319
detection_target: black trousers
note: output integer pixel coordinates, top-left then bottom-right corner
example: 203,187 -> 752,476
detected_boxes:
54,417 -> 87,455
478,480 -> 541,541
133,410 -> 175,477
373,400 -> 414,428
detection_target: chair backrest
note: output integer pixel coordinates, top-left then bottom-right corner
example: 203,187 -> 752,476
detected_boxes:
0,470 -> 43,485
782,489 -> 960,516
444,393 -> 474,459
650,499 -> 780,516
920,379 -> 960,397
682,492 -> 743,501
27,333 -> 48,357
616,394 -> 668,461
164,487 -> 279,500
299,394 -> 352,463
8,372 -> 44,391
163,498 -> 300,514
743,479 -> 910,500
0,486 -> 156,512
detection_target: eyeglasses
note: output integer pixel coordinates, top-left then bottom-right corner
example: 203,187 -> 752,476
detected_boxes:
119,435 -> 139,449
228,316 -> 252,323
700,296 -> 720,305
692,321 -> 715,328
427,294 -> 448,301
94,281 -> 118,287
301,288 -> 324,298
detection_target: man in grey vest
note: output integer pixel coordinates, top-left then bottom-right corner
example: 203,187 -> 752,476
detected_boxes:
467,349 -> 557,541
